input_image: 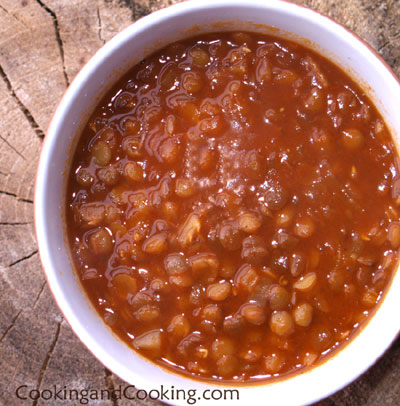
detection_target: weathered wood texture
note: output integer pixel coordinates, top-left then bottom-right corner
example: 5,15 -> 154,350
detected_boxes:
0,0 -> 399,405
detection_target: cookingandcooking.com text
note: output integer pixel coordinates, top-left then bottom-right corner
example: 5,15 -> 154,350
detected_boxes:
15,384 -> 240,404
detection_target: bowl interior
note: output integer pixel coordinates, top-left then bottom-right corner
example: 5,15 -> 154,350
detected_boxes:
35,1 -> 400,405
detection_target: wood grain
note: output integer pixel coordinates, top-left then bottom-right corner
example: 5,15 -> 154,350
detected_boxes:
0,0 -> 399,405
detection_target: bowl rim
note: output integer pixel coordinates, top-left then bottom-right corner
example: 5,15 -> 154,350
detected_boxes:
34,0 -> 400,405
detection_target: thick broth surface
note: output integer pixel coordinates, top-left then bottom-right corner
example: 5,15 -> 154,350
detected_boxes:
67,32 -> 400,382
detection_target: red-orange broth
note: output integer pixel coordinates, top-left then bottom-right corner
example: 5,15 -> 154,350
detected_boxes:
67,31 -> 400,382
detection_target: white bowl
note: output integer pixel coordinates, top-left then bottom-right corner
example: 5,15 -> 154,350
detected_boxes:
35,0 -> 400,405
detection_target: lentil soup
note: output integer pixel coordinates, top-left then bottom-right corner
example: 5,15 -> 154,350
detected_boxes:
67,31 -> 400,382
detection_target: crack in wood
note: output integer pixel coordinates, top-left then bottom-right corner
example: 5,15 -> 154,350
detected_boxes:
0,65 -> 45,138
0,310 -> 22,344
97,6 -> 106,45
0,190 -> 33,204
19,198 -> 34,204
8,250 -> 38,268
0,221 -> 32,225
0,283 -> 45,346
32,319 -> 62,406
104,368 -> 119,406
32,282 -> 46,309
0,189 -> 17,198
35,0 -> 70,88
0,133 -> 26,161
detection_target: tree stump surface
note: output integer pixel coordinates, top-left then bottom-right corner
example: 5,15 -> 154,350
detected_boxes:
0,0 -> 399,405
